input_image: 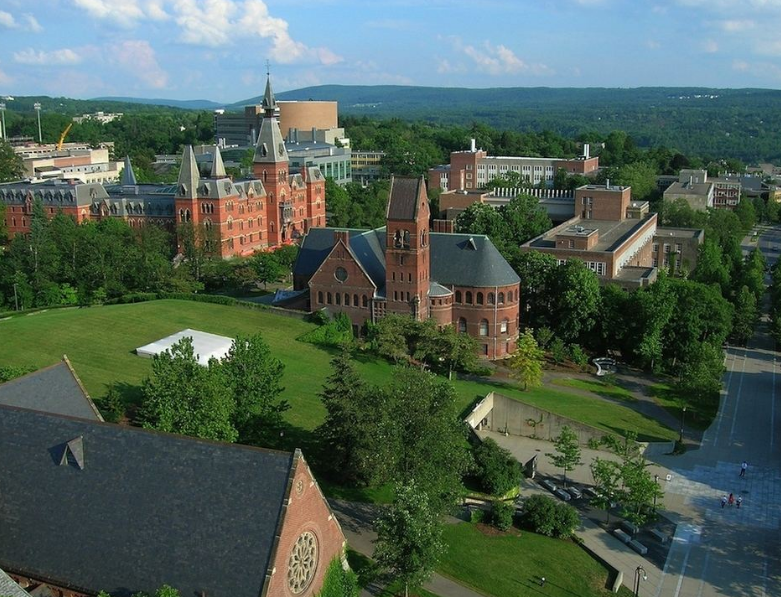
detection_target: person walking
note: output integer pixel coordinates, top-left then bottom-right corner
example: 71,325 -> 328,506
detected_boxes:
721,495 -> 728,508
737,496 -> 743,509
740,461 -> 748,477
728,493 -> 735,507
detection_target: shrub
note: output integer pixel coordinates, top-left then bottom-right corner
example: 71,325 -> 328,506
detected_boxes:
535,326 -> 554,349
316,558 -> 360,597
568,344 -> 589,370
299,312 -> 354,347
492,501 -> 515,531
100,384 -> 125,423
473,438 -> 522,496
469,508 -> 485,524
550,337 -> 567,364
522,494 -> 579,538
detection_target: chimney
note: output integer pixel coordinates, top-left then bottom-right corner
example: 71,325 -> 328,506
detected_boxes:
334,230 -> 350,246
583,143 -> 590,159
470,138 -> 476,153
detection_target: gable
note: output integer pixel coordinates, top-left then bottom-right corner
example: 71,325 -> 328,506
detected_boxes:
308,239 -> 377,293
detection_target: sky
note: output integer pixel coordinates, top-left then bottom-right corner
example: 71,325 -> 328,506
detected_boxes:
1,0 -> 780,103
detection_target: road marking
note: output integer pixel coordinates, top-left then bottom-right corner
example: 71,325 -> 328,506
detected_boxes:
728,348 -> 748,446
696,550 -> 711,597
714,349 -> 741,448
673,544 -> 693,597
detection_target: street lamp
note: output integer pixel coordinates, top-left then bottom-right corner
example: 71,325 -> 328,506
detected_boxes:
33,102 -> 42,144
0,102 -> 5,140
679,406 -> 687,444
634,565 -> 647,597
653,474 -> 659,514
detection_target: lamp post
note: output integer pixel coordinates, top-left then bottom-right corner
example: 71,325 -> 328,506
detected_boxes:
0,102 -> 5,140
634,565 -> 647,597
653,474 -> 659,514
679,406 -> 687,444
33,102 -> 42,144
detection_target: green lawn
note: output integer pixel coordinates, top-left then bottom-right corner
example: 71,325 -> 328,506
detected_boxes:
438,523 -> 633,597
347,550 -> 442,597
0,300 -> 675,445
650,383 -> 716,431
552,377 -> 637,403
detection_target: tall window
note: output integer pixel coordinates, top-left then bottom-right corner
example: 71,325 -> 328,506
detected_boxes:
455,290 -> 462,303
488,293 -> 495,305
501,319 -> 508,334
458,318 -> 467,333
477,292 -> 484,305
317,291 -> 323,304
466,291 -> 473,304
479,319 -> 489,336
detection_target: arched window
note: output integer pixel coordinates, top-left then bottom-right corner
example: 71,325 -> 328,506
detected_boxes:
466,291 -> 473,304
458,318 -> 467,333
362,295 -> 368,308
327,292 -> 333,304
501,319 -> 509,334
318,291 -> 323,304
477,292 -> 484,305
479,319 -> 489,336
488,293 -> 495,305
498,292 -> 505,304
335,293 -> 341,305
455,290 -> 462,303
345,294 -> 350,306
227,217 -> 233,231
354,294 -> 359,307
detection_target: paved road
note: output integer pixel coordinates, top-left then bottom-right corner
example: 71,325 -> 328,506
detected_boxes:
648,225 -> 781,597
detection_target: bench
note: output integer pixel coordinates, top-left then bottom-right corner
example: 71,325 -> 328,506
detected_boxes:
629,540 -> 648,555
620,521 -> 639,536
650,528 -> 668,544
613,528 -> 631,544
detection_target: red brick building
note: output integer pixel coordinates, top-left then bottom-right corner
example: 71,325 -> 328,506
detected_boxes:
0,77 -> 325,259
293,176 -> 521,359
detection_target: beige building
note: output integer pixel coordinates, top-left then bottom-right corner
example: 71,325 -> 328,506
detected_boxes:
13,143 -> 121,184
652,228 -> 704,275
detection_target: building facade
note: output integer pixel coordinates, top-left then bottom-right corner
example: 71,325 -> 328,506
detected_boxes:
428,140 -> 599,192
293,176 -> 521,359
0,78 -> 326,258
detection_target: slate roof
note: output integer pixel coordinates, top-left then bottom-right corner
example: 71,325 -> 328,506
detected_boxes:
386,176 -> 422,221
0,405 -> 295,597
295,227 -> 519,292
0,360 -> 102,421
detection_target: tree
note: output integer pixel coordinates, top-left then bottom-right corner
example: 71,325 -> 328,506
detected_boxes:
731,285 -> 758,345
252,251 -> 284,289
219,334 -> 287,443
509,251 -> 557,328
734,197 -> 757,232
415,322 -> 478,379
507,329 -> 544,390
615,161 -> 658,202
691,238 -> 729,295
619,456 -> 664,527
546,426 -> 582,487
0,138 -> 24,183
368,314 -> 414,363
139,337 -> 238,442
590,457 -> 621,523
549,260 -> 601,342
316,348 -> 374,484
500,193 -> 552,246
325,176 -> 352,227
675,342 -> 725,409
473,438 -> 522,496
373,480 -> 444,597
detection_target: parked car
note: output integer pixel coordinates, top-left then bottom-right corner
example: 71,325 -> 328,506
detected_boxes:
554,488 -> 572,501
540,479 -> 557,493
566,486 -> 583,500
583,487 -> 599,499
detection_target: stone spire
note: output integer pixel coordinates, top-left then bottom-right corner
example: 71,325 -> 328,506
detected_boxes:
121,155 -> 137,186
253,75 -> 289,164
176,145 -> 200,198
210,145 -> 226,178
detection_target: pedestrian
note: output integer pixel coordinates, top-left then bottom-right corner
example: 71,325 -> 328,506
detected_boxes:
728,493 -> 734,506
721,495 -> 727,508
737,496 -> 743,509
740,461 -> 748,477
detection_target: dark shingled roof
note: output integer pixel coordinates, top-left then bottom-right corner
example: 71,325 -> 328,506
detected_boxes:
386,176 -> 422,221
0,406 -> 294,597
0,360 -> 102,421
295,228 -> 519,291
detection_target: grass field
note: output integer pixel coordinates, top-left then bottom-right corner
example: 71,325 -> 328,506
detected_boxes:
650,383 -> 717,431
552,377 -> 637,403
0,300 -> 675,444
438,523 -> 633,597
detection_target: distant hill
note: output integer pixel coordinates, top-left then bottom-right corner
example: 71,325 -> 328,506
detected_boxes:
91,96 -> 224,110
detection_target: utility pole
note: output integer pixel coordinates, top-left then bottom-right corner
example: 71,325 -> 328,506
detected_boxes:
34,102 -> 42,144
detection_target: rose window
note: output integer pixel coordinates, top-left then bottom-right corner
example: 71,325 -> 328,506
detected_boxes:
287,531 -> 318,594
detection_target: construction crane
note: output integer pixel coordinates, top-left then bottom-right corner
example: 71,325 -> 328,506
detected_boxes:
57,123 -> 72,150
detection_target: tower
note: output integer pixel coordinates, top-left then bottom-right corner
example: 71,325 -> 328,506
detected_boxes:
175,145 -> 201,227
384,176 -> 431,320
252,75 -> 291,247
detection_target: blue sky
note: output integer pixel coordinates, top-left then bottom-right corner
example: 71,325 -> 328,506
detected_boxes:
1,0 -> 780,102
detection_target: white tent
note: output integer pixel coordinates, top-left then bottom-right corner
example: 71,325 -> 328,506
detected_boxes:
136,329 -> 234,366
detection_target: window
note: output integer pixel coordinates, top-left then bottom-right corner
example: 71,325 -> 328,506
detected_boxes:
498,292 -> 504,304
354,294 -> 359,307
317,291 -> 323,304
675,243 -> 682,253
488,292 -> 495,305
345,294 -> 350,306
479,319 -> 489,336
466,291 -> 473,304
482,344 -> 489,356
455,290 -> 462,303
596,263 -> 606,276
335,293 -> 341,305
327,292 -> 332,304
458,318 -> 467,333
362,295 -> 368,308
501,319 -> 508,334
652,243 -> 659,253
664,244 -> 670,253
477,292 -> 484,305
557,259 -> 567,266
568,240 -> 575,249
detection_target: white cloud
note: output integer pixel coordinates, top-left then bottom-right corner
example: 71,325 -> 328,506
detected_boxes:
0,10 -> 17,28
13,48 -> 82,65
69,0 -> 341,65
702,39 -> 719,53
109,39 -> 168,88
460,41 -> 552,76
717,19 -> 756,32
23,14 -> 42,32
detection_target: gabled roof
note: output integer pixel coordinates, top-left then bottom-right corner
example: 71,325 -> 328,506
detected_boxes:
0,358 -> 102,421
210,146 -> 227,178
254,77 -> 289,165
176,145 -> 200,199
120,155 -> 137,186
386,176 -> 423,221
0,405 -> 295,597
